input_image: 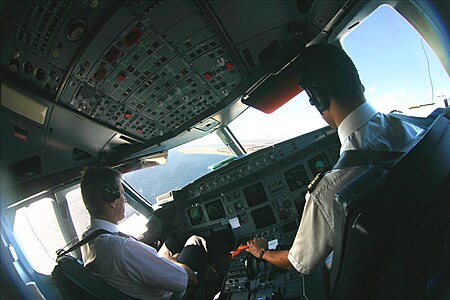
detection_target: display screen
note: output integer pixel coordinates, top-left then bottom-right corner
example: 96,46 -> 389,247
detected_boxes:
251,205 -> 276,229
243,182 -> 268,207
188,206 -> 205,225
284,164 -> 310,191
308,153 -> 331,176
268,239 -> 279,250
205,199 -> 226,221
282,220 -> 298,233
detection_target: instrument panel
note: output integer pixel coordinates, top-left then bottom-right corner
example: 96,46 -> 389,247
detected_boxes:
159,127 -> 339,299
172,127 -> 339,239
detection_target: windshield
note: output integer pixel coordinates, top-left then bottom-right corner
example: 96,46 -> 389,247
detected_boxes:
123,92 -> 329,206
228,92 -> 328,153
123,133 -> 234,206
123,5 -> 449,208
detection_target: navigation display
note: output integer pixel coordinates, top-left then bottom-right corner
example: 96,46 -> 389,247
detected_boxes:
188,205 -> 205,225
251,205 -> 276,229
284,164 -> 310,191
243,182 -> 268,208
205,199 -> 226,221
308,153 -> 331,176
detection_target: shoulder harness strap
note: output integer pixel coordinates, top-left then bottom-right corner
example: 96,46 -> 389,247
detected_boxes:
56,229 -> 111,258
333,150 -> 404,170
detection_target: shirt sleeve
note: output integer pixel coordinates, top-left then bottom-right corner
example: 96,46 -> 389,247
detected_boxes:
122,239 -> 188,293
288,190 -> 334,274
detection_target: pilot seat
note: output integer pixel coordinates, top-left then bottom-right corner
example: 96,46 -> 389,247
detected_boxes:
329,112 -> 450,299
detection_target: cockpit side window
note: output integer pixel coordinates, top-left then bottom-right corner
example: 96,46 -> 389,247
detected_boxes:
10,197 -> 65,275
66,186 -> 149,239
341,5 -> 449,116
4,183 -> 150,276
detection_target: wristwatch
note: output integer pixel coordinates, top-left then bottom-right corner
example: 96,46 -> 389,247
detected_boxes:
258,249 -> 266,259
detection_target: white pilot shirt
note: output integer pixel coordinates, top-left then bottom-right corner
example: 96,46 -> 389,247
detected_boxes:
81,218 -> 188,300
288,102 -> 423,274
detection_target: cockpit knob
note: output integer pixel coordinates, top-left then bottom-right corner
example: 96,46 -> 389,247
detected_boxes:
9,59 -> 20,73
35,68 -> 46,81
235,201 -> 243,210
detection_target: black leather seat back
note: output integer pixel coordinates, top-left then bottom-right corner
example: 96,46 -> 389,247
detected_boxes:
52,255 -> 138,300
330,115 -> 450,299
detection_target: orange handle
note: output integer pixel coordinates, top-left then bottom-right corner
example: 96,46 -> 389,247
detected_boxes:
231,244 -> 249,258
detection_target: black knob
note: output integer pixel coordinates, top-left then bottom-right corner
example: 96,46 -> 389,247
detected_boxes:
23,61 -> 33,73
35,68 -> 46,81
9,59 -> 20,72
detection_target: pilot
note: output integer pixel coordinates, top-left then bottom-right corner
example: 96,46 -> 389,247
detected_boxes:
245,44 -> 423,275
80,166 -> 208,299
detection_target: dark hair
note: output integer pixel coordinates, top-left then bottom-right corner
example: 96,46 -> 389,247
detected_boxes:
296,43 -> 365,103
80,167 -> 122,217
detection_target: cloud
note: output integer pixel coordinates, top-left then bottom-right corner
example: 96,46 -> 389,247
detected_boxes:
368,86 -> 377,94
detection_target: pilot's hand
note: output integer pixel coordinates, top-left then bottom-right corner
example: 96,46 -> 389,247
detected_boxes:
245,237 -> 268,258
165,252 -> 179,262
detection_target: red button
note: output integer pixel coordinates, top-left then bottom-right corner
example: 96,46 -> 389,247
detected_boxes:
226,62 -> 233,71
124,113 -> 133,119
136,128 -> 143,133
117,73 -> 126,81
14,132 -> 28,142
204,72 -> 212,81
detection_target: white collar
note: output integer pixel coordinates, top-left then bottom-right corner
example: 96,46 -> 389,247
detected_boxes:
90,218 -> 120,233
338,102 -> 378,145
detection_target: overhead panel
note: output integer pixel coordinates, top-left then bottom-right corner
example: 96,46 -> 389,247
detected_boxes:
2,0 -> 116,95
209,0 -> 303,72
55,1 -> 244,142
1,0 -> 247,145
1,0 -> 308,155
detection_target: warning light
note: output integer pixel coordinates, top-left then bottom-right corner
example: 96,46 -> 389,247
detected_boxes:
136,128 -> 143,133
14,132 -> 28,142
117,73 -> 126,81
124,113 -> 133,119
226,62 -> 233,71
203,72 -> 213,81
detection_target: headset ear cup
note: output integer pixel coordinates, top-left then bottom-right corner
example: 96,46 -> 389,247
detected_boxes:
309,88 -> 330,112
101,186 -> 116,203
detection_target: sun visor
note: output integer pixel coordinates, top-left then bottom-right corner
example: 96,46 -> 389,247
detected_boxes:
242,66 -> 303,114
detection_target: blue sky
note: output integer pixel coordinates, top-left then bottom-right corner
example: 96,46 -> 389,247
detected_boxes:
197,5 -> 449,144
343,5 -> 449,114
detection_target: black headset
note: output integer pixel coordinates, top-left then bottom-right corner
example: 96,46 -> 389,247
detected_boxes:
100,171 -> 121,203
295,64 -> 330,113
304,85 -> 330,113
